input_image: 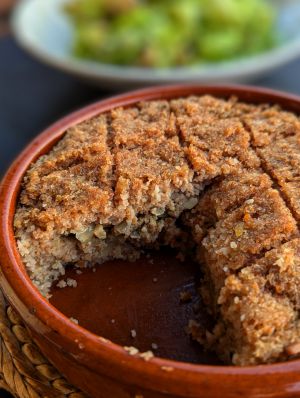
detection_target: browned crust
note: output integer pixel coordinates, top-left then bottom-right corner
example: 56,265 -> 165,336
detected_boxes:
14,95 -> 300,366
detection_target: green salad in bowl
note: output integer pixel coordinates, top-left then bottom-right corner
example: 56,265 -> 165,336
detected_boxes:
64,0 -> 277,68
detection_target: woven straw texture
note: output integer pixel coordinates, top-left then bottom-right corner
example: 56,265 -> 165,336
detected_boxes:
0,290 -> 87,398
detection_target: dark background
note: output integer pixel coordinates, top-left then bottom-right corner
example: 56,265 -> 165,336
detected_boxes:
0,32 -> 300,398
1,35 -> 300,176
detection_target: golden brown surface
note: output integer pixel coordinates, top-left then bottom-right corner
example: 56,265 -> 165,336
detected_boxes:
217,239 -> 300,365
14,95 -> 300,366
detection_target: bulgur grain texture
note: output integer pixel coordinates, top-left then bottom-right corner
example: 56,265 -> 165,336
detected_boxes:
14,95 -> 300,366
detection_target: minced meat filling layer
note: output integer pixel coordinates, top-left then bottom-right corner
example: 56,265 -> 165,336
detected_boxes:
14,95 -> 300,366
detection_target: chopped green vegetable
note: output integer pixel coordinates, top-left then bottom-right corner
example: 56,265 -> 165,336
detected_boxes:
65,0 -> 277,67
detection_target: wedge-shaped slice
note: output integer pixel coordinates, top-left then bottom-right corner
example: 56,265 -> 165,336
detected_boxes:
245,109 -> 300,221
185,169 -> 272,243
217,239 -> 300,365
202,188 -> 297,296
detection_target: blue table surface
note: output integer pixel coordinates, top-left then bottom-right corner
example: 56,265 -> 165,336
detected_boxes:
0,35 -> 300,398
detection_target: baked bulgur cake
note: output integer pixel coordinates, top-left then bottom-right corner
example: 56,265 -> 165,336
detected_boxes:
14,95 -> 300,366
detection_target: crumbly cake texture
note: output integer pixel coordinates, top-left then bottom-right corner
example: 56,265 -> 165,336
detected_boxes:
14,95 -> 300,366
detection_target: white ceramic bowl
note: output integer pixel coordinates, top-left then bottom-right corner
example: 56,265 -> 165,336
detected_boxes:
12,0 -> 300,89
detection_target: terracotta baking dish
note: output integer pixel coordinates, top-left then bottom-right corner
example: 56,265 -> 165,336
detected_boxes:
1,85 -> 300,398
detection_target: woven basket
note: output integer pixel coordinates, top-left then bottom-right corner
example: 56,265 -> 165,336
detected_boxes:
0,290 -> 87,398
